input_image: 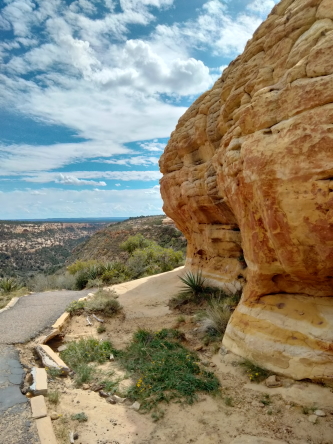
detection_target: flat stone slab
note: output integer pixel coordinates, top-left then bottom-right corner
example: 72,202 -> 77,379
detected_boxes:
231,436 -> 288,444
30,395 -> 47,419
0,385 -> 27,412
30,367 -> 48,396
52,312 -> 70,331
36,416 -> 57,444
35,344 -> 70,375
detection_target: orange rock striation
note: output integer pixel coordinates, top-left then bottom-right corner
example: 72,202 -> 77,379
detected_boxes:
159,0 -> 333,380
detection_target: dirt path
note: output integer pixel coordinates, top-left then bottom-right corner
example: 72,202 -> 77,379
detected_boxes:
0,289 -> 92,344
17,267 -> 333,444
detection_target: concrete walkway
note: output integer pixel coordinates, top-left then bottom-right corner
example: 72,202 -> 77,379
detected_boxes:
0,289 -> 92,442
0,289 -> 91,344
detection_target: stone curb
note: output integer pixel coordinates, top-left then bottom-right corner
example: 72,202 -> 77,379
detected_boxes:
36,416 -> 58,444
0,293 -> 30,314
28,310 -> 74,443
27,296 -> 96,443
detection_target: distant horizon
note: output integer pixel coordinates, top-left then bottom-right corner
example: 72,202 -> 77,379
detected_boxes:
0,215 -> 165,222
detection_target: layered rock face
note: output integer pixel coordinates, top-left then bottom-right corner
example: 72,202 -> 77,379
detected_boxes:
159,0 -> 333,380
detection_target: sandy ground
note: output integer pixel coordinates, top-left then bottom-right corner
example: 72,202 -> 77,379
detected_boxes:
18,267 -> 333,444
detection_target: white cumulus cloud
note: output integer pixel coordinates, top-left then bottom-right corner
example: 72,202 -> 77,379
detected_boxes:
56,173 -> 107,186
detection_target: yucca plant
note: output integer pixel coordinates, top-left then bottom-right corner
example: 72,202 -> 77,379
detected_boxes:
178,271 -> 209,298
0,277 -> 21,294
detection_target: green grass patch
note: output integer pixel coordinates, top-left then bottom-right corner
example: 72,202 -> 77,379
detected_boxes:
116,328 -> 220,412
60,330 -> 220,413
60,338 -> 113,368
47,390 -> 60,405
60,338 -> 113,386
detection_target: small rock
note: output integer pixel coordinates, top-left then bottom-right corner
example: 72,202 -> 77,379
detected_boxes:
73,432 -> 79,440
113,395 -> 126,403
210,362 -> 216,368
82,384 -> 90,390
50,412 -> 60,420
251,400 -> 265,408
265,375 -> 282,388
58,345 -> 68,352
99,390 -> 109,398
130,401 -> 141,411
314,410 -> 326,417
308,415 -> 317,424
109,354 -> 115,361
90,384 -> 103,392
194,345 -> 203,351
106,397 -> 116,405
219,346 -> 229,356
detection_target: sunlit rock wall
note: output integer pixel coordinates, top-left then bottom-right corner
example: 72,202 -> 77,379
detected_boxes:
159,0 -> 333,380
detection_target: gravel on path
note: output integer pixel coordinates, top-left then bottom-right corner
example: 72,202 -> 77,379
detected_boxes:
0,344 -> 39,443
0,289 -> 92,344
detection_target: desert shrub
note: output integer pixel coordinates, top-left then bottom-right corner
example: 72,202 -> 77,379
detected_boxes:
28,273 -> 76,292
67,260 -> 100,275
127,244 -> 183,278
97,324 -> 106,334
71,412 -> 88,422
85,278 -> 103,288
0,277 -> 21,293
101,261 -> 131,284
70,235 -> 184,290
85,290 -> 121,317
198,297 -> 233,344
66,299 -> 86,314
74,270 -> 90,290
120,234 -> 152,254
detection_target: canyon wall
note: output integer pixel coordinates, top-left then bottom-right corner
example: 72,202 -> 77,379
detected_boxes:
159,0 -> 333,380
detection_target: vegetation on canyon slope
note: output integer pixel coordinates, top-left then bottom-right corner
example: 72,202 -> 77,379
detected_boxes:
0,216 -> 186,305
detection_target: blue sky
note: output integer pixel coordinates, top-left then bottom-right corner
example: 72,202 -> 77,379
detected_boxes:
0,0 -> 278,219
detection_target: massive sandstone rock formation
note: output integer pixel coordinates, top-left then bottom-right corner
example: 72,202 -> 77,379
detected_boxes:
159,0 -> 333,380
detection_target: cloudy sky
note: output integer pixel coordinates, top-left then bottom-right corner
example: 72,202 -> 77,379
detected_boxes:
0,0 -> 278,219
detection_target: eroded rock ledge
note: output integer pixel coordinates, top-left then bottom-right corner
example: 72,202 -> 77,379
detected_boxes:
159,0 -> 333,380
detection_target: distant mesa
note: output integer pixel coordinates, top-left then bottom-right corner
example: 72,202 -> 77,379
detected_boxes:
160,0 -> 333,381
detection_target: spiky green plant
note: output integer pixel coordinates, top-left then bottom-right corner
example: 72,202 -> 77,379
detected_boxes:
178,271 -> 208,297
0,277 -> 21,294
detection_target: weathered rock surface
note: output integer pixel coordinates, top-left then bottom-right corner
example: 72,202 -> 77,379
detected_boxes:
160,0 -> 333,380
